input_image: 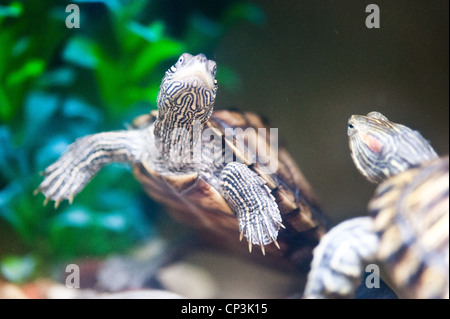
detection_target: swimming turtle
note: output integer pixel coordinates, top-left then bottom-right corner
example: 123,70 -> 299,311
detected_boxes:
36,53 -> 327,268
304,112 -> 449,298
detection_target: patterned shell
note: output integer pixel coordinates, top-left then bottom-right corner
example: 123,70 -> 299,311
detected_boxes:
369,156 -> 449,298
132,109 -> 327,269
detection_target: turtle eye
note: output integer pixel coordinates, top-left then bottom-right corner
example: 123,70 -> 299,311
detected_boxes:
177,53 -> 190,66
347,123 -> 355,136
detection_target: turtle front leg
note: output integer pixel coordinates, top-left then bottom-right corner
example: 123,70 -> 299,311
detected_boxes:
37,130 -> 147,207
303,217 -> 379,298
220,162 -> 284,255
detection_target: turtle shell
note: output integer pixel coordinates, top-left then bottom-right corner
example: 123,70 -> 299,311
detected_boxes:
369,156 -> 449,298
132,109 -> 327,269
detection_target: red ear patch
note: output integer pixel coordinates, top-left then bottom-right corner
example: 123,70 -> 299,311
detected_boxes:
361,133 -> 383,153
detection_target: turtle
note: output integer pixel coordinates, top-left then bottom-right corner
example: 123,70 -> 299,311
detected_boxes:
36,53 -> 327,269
304,111 -> 449,299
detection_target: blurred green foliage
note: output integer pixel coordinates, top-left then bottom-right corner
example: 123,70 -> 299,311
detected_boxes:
0,0 -> 265,282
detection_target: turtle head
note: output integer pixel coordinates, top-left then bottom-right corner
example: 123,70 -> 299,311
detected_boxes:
155,53 -> 218,162
156,53 -> 217,127
347,111 -> 438,183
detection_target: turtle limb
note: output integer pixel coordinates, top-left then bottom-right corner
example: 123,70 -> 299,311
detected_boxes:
37,129 -> 148,207
220,162 -> 283,254
303,217 -> 379,298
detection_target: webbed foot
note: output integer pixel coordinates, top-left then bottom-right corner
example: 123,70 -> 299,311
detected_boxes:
221,162 -> 283,254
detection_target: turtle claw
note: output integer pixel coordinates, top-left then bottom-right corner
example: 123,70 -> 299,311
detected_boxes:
245,239 -> 278,255
237,207 -> 283,255
42,196 -> 60,209
37,181 -> 68,209
40,194 -> 71,209
273,239 -> 280,250
260,244 -> 266,256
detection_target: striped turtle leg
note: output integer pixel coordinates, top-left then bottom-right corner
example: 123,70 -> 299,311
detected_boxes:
37,129 -> 149,208
303,217 -> 379,298
220,162 -> 283,254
